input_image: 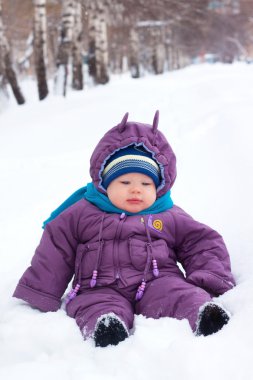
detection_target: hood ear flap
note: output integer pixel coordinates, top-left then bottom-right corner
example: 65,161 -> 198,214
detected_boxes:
118,112 -> 129,132
152,110 -> 159,132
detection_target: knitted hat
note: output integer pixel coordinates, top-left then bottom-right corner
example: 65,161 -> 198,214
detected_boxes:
102,145 -> 161,189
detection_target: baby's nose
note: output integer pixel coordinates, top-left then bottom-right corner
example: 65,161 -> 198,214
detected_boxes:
131,186 -> 141,193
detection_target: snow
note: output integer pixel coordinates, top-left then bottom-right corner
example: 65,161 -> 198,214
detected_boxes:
1,63 -> 253,379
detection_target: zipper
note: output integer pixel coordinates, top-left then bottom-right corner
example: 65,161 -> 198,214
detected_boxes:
114,212 -> 126,280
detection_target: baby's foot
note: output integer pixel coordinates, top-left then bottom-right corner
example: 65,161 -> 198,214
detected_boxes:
93,313 -> 129,347
196,303 -> 230,336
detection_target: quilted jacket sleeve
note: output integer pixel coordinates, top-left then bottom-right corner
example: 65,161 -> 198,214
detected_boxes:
13,203 -> 82,312
171,206 -> 236,296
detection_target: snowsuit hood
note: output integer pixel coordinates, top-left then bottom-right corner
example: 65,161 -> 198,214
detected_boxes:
90,111 -> 177,197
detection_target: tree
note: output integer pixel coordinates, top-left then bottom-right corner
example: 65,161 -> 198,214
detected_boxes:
0,43 -> 8,111
55,0 -> 75,96
54,0 -> 83,96
72,0 -> 83,90
0,0 -> 25,105
87,0 -> 109,84
33,0 -> 49,100
129,27 -> 140,78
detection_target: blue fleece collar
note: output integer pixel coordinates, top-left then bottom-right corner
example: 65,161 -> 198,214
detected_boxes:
43,182 -> 173,228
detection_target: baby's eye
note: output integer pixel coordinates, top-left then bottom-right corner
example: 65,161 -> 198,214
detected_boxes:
142,182 -> 152,186
120,181 -> 130,185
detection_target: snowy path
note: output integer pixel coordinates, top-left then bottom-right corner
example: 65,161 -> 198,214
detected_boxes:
0,63 -> 253,380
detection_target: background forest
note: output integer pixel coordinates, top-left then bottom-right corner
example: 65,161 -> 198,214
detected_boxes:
1,0 -> 253,104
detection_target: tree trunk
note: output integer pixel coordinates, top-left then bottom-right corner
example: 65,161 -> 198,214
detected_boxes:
129,27 -> 140,78
151,28 -> 165,75
0,0 -> 25,105
0,49 -> 8,112
152,43 -> 165,74
55,0 -> 75,96
4,52 -> 26,104
33,0 -> 49,101
87,0 -> 109,84
72,0 -> 83,90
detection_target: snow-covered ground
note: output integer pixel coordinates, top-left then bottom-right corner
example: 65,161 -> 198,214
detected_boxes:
1,63 -> 253,380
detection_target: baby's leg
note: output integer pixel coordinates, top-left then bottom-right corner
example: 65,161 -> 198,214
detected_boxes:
135,275 -> 212,332
66,286 -> 134,340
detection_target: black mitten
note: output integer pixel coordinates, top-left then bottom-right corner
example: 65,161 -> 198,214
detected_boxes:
196,303 -> 230,336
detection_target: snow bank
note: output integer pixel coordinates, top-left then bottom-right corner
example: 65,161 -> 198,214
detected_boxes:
1,63 -> 253,380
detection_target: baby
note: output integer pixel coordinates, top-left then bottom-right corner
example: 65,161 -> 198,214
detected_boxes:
13,111 -> 235,347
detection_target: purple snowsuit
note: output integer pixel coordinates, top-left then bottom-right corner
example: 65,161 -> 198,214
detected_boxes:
13,114 -> 235,336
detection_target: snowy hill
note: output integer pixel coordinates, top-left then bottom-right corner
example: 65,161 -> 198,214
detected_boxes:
1,63 -> 253,380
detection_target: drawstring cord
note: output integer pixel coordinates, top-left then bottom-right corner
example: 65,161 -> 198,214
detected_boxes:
90,212 -> 105,288
65,240 -> 87,305
65,283 -> 81,305
135,215 -> 160,301
65,250 -> 84,305
90,240 -> 104,287
65,213 -> 106,305
135,242 -> 152,301
145,215 -> 160,277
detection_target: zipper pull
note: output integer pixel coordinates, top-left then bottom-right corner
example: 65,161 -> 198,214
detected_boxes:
120,212 -> 126,219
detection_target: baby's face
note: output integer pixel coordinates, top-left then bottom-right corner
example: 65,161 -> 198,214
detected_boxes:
107,173 -> 157,213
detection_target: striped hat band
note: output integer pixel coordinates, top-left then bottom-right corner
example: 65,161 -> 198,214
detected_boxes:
101,146 -> 161,189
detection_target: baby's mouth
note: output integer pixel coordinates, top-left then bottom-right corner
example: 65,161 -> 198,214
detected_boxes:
127,199 -> 142,203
